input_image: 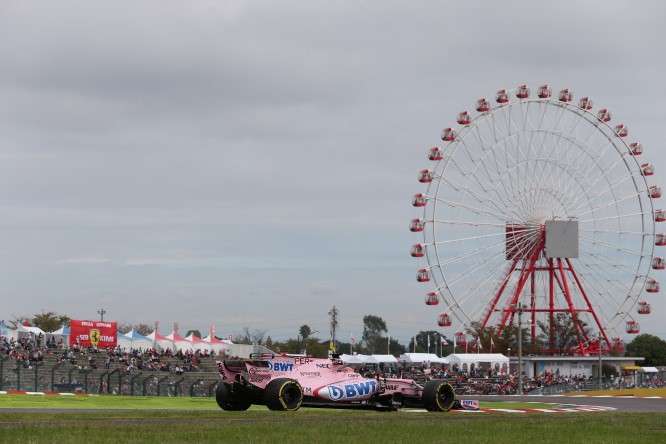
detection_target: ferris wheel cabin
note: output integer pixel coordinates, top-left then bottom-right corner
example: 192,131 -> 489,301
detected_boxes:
476,98 -> 490,112
537,84 -> 552,98
597,108 -> 612,122
614,124 -> 629,137
428,147 -> 443,161
441,128 -> 457,141
642,163 -> 655,177
625,321 -> 640,334
437,313 -> 452,327
654,209 -> 665,222
409,218 -> 425,232
630,142 -> 643,155
418,169 -> 433,183
412,193 -> 427,207
637,301 -> 652,315
456,111 -> 472,125
558,88 -> 573,102
411,243 -> 425,257
425,292 -> 439,306
416,268 -> 430,282
578,97 -> 593,110
649,186 -> 662,199
454,331 -> 466,344
651,257 -> 666,270
495,90 -> 509,103
655,234 -> 666,246
645,278 -> 660,293
516,85 -> 530,99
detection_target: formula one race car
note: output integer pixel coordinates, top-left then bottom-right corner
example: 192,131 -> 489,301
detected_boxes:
214,354 -> 461,412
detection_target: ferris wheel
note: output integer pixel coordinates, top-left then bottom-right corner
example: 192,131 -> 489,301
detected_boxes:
411,84 -> 663,355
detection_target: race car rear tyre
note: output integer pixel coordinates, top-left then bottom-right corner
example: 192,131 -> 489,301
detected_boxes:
264,378 -> 303,412
215,382 -> 252,411
422,380 -> 456,412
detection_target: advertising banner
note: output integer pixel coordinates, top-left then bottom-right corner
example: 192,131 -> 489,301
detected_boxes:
69,320 -> 117,348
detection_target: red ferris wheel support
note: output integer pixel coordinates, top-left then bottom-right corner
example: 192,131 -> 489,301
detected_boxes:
479,222 -> 612,356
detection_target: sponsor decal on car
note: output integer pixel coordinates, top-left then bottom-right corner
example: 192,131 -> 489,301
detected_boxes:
313,380 -> 377,401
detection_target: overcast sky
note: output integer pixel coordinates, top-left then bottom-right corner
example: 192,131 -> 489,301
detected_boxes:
1,0 -> 665,344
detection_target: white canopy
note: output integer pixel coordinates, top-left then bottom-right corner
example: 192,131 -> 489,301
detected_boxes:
17,325 -> 46,337
340,354 -> 365,364
642,366 -> 659,373
369,354 -> 398,363
446,353 -> 509,372
399,353 -> 445,364
117,329 -> 153,350
340,354 -> 399,364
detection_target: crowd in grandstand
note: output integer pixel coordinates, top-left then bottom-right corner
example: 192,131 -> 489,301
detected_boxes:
2,332 -> 662,396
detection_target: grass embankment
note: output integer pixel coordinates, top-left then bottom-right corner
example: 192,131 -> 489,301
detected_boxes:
0,394 -> 665,443
0,409 -> 664,443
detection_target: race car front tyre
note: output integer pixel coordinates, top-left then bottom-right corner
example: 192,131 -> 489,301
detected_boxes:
422,380 -> 456,412
215,382 -> 252,411
264,378 -> 303,412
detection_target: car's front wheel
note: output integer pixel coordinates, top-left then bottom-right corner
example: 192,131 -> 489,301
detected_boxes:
421,380 -> 456,412
264,378 -> 303,411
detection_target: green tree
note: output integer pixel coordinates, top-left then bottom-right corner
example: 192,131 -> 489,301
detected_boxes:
414,330 -> 440,353
537,312 -> 589,355
185,329 -> 201,339
387,337 -> 406,355
7,315 -> 30,329
31,311 -> 70,332
625,334 -> 666,366
362,315 -> 388,354
299,325 -> 312,341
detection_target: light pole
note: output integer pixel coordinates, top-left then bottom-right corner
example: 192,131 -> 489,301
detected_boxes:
598,331 -> 603,390
97,308 -> 106,322
515,304 -> 525,395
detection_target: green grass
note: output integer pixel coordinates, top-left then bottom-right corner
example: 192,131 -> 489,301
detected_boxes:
1,395 -> 664,443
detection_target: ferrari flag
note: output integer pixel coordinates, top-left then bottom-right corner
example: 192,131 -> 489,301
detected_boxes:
69,320 -> 117,348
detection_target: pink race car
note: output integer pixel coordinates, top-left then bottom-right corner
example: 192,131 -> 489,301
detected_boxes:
214,354 -> 460,412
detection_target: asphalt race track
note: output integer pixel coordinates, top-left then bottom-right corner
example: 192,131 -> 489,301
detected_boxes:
475,395 -> 666,413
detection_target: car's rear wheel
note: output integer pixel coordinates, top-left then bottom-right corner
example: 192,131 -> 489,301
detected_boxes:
215,382 -> 252,411
264,378 -> 303,411
422,380 -> 455,412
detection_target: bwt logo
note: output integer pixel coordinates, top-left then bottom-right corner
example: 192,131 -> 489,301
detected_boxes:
327,381 -> 377,400
267,362 -> 294,372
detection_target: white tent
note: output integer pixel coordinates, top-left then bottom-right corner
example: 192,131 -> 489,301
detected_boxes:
369,354 -> 398,363
165,331 -> 193,352
399,353 -> 444,364
47,326 -> 70,347
446,353 -> 509,374
17,325 -> 46,339
117,329 -> 153,350
340,354 -> 398,364
340,354 -> 365,364
201,333 -> 233,355
146,331 -> 175,352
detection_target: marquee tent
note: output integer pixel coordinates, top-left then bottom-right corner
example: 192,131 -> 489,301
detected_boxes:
399,353 -> 447,364
366,354 -> 398,363
118,329 -> 153,350
202,333 -> 233,355
165,331 -> 193,351
47,326 -> 70,346
446,353 -> 509,374
340,354 -> 399,364
147,331 -> 175,352
17,325 -> 46,339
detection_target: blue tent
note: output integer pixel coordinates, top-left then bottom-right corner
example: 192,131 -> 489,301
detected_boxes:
117,329 -> 152,349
